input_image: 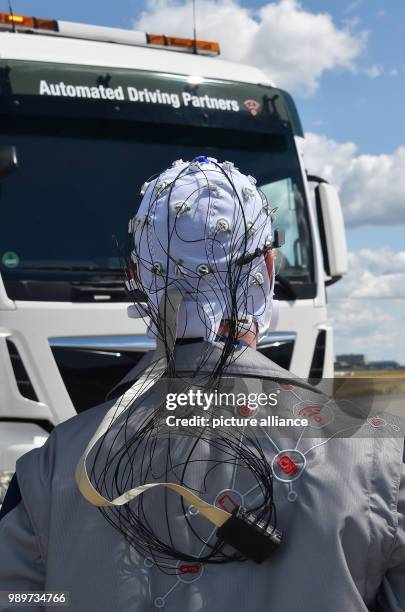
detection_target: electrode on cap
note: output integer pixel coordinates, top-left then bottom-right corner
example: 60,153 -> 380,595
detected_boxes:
216,218 -> 230,233
175,201 -> 191,215
196,263 -> 211,275
216,506 -> 283,564
140,181 -> 150,196
156,181 -> 170,195
242,186 -> 256,201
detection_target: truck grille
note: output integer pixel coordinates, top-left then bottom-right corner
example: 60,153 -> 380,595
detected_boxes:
49,333 -> 296,413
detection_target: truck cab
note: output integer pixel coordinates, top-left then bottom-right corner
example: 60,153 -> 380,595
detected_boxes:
0,12 -> 348,503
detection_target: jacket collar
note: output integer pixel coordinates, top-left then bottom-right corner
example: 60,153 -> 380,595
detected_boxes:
107,340 -> 317,401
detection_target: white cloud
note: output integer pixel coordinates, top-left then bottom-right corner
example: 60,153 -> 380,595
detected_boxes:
330,299 -> 404,362
134,0 -> 366,94
343,0 -> 363,13
327,249 -> 405,363
302,132 -> 405,227
302,135 -> 405,360
330,249 -> 405,300
331,300 -> 393,340
342,16 -> 361,30
363,64 -> 398,79
365,64 -> 383,78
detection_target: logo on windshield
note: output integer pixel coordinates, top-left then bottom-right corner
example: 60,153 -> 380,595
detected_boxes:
244,99 -> 260,116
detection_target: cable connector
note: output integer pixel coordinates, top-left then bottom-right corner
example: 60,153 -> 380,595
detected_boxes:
235,229 -> 285,266
216,506 -> 283,563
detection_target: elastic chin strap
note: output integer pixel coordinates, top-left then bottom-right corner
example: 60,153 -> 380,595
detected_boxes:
75,286 -> 230,528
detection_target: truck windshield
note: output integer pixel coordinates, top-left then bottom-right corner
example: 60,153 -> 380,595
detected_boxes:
0,117 -> 313,299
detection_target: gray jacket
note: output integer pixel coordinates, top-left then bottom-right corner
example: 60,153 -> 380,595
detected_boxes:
0,341 -> 404,612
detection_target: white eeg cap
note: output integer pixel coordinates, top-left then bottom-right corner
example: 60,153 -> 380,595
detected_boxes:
131,157 -> 275,341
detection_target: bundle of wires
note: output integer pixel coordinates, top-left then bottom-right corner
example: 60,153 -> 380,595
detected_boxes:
78,156 -> 280,571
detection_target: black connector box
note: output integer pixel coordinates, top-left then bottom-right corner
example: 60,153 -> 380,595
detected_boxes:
216,506 -> 283,564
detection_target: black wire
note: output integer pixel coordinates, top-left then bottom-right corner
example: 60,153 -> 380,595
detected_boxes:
94,160 -> 277,572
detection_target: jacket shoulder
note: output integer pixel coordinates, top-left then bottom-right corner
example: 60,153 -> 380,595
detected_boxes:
16,399 -> 114,492
53,399 -> 115,442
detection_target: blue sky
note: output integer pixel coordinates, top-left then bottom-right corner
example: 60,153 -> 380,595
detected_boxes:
294,0 -> 404,152
7,0 -> 405,362
10,0 -> 404,247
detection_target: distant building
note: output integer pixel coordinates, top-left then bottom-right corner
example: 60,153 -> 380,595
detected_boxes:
368,360 -> 401,370
335,354 -> 368,370
335,355 -> 404,371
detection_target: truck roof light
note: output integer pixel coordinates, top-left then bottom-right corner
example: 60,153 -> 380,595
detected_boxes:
0,12 -> 58,31
146,33 -> 220,56
7,14 -> 23,23
0,13 -> 219,56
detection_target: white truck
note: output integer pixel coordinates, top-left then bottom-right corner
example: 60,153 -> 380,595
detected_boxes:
0,11 -> 347,503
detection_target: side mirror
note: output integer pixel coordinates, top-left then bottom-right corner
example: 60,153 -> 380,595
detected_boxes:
314,182 -> 348,284
0,145 -> 18,180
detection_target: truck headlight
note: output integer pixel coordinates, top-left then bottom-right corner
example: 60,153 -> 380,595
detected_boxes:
0,470 -> 14,506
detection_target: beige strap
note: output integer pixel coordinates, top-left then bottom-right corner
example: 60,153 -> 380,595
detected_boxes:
75,287 -> 230,529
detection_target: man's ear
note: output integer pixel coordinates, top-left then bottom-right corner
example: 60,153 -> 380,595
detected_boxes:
264,249 -> 275,284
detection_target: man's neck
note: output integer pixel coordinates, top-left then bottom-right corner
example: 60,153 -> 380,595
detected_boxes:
174,321 -> 258,348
